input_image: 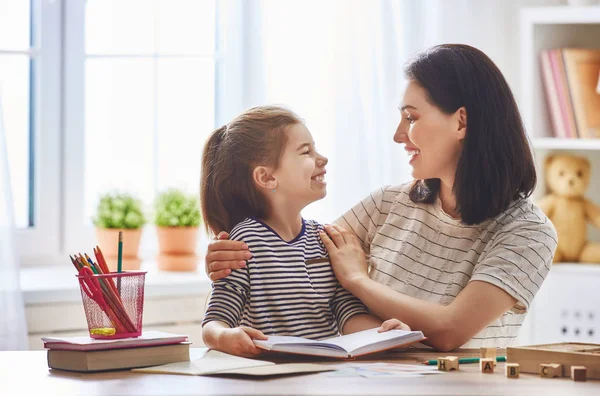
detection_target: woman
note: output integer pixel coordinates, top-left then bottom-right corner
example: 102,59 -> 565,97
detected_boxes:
204,44 -> 557,351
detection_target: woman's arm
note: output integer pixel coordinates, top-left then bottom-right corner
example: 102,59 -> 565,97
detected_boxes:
343,277 -> 515,351
205,232 -> 251,281
319,224 -> 517,352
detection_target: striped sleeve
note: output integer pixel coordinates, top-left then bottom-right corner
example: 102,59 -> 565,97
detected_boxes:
329,285 -> 370,332
334,187 -> 389,253
202,264 -> 251,328
470,217 -> 557,313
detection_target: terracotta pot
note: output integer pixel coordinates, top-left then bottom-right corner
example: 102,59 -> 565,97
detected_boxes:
95,228 -> 143,271
156,227 -> 199,255
157,253 -> 199,272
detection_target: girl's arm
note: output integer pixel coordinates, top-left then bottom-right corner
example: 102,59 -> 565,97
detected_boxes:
203,321 -> 267,358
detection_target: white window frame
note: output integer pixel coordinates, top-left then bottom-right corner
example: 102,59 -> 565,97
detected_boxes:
15,0 -> 62,265
61,0 -> 240,259
17,0 -> 246,265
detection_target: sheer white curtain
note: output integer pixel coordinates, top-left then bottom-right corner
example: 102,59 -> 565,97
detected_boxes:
0,94 -> 28,350
218,0 -> 411,223
217,0 -> 564,222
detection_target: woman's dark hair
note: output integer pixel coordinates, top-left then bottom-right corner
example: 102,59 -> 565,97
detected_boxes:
200,106 -> 302,235
405,44 -> 536,225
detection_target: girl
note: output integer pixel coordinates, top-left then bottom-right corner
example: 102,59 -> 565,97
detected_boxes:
200,106 -> 407,357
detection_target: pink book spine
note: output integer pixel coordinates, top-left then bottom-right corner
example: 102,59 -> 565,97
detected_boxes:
540,50 -> 565,138
550,49 -> 577,138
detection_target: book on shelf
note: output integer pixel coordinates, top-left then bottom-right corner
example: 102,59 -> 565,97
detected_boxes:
253,328 -> 426,359
41,330 -> 188,351
539,48 -> 600,139
562,49 -> 600,139
47,342 -> 191,372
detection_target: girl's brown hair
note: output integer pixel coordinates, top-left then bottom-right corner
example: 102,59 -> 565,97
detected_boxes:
200,106 -> 302,235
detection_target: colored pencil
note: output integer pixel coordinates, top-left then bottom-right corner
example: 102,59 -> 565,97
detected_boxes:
422,356 -> 507,365
117,231 -> 123,293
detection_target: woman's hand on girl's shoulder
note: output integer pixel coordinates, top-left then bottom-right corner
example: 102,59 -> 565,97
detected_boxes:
205,231 -> 252,281
319,224 -> 369,289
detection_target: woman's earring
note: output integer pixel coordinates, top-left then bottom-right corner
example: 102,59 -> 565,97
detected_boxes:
272,189 -> 276,193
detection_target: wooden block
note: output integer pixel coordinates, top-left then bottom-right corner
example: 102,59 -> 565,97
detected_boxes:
540,363 -> 562,378
437,356 -> 459,371
505,363 -> 520,378
480,358 -> 495,373
481,347 -> 497,366
507,343 -> 600,380
571,366 -> 587,382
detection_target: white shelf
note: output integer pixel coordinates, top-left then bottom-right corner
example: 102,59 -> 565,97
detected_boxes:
549,263 -> 600,275
522,6 -> 600,24
532,138 -> 600,151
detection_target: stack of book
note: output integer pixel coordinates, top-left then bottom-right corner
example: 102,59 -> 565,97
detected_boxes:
42,331 -> 190,372
540,48 -> 600,139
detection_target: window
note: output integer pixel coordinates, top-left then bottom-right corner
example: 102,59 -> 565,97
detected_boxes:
63,0 -> 218,254
0,0 -> 34,229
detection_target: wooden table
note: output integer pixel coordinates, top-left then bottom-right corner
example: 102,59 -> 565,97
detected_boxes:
2,348 -> 599,395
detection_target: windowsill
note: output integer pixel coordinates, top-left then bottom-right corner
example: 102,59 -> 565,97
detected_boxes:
20,261 -> 212,305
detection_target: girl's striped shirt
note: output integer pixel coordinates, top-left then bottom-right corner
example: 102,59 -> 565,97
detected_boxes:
202,217 -> 369,340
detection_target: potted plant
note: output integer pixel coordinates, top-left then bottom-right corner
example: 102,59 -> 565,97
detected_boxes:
154,189 -> 201,271
93,192 -> 146,271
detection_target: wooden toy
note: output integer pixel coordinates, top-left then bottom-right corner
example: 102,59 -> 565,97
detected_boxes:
437,356 -> 459,371
540,363 -> 562,378
507,342 -> 600,380
481,347 -> 497,366
505,363 -> 520,378
571,366 -> 587,382
480,358 -> 494,373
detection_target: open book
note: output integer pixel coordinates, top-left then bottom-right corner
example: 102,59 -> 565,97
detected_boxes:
254,328 -> 425,359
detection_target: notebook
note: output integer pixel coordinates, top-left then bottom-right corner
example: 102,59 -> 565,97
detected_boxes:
133,349 -> 334,377
254,328 -> 426,359
47,343 -> 190,372
42,331 -> 188,351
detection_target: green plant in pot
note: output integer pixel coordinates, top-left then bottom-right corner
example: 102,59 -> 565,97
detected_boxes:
154,189 -> 201,271
93,192 -> 147,271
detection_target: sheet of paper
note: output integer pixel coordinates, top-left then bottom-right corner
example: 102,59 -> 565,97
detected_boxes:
324,362 -> 443,378
133,350 -> 273,375
209,363 -> 335,377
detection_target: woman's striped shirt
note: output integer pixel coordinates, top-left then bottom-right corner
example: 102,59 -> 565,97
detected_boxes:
202,217 -> 369,340
336,182 -> 557,348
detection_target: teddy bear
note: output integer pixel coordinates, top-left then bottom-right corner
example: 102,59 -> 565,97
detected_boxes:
537,154 -> 600,263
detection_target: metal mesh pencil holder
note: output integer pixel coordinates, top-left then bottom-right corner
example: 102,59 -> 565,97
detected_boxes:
77,271 -> 146,339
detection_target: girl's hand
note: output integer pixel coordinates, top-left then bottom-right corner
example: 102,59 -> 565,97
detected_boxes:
205,231 -> 252,281
319,224 -> 369,290
378,319 -> 411,332
219,326 -> 268,358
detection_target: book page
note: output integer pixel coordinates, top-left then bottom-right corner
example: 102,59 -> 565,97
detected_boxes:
254,335 -> 345,351
326,328 -> 417,353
